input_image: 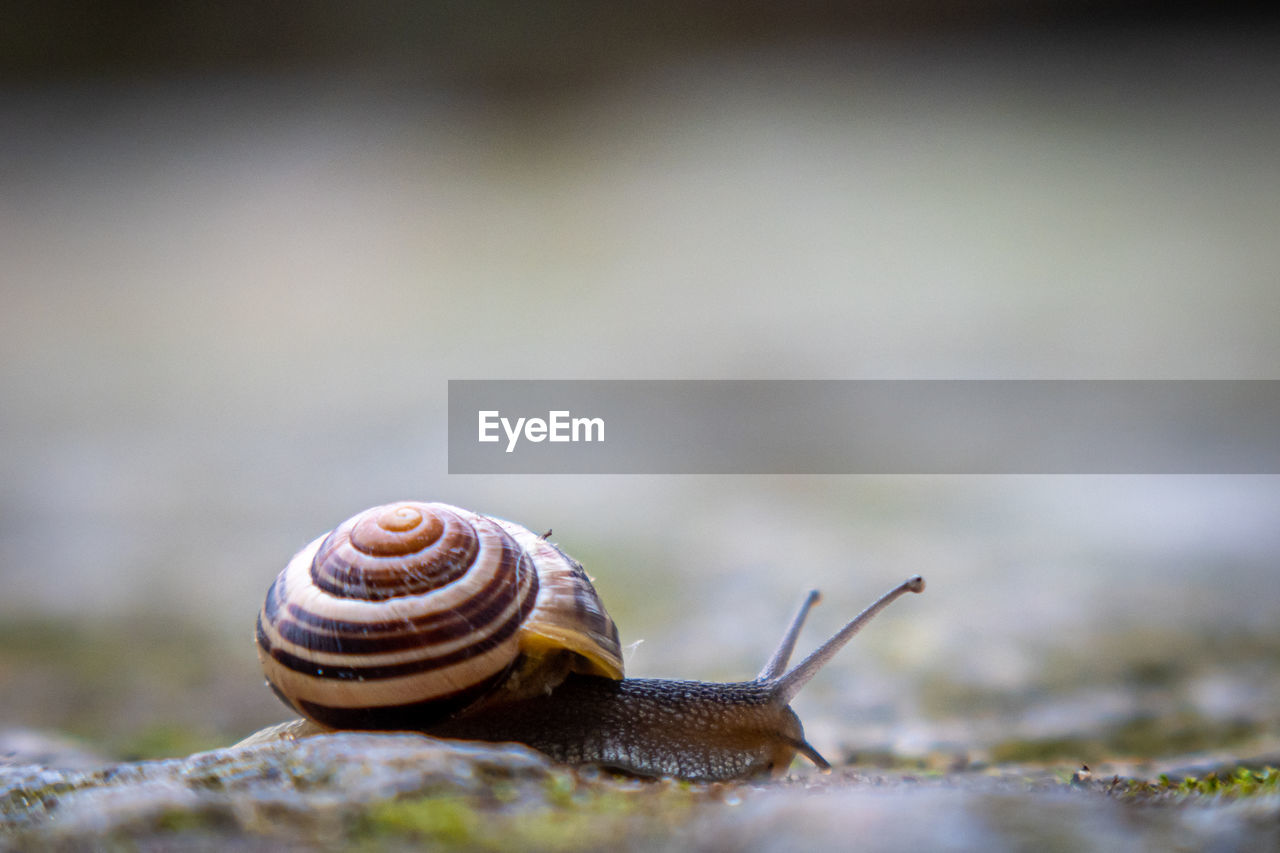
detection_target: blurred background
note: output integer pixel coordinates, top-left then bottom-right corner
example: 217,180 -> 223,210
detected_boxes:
2,3 -> 1278,768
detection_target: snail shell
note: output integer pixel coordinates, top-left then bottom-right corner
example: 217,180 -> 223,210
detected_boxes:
255,501 -> 624,730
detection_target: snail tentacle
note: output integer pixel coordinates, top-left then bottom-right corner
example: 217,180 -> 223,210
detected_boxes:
769,575 -> 925,705
756,589 -> 821,682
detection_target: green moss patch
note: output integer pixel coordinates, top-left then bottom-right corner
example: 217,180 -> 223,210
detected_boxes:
1108,766 -> 1280,802
351,773 -> 707,851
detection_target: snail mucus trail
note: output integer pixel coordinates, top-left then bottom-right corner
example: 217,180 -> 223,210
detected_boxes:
253,501 -> 925,782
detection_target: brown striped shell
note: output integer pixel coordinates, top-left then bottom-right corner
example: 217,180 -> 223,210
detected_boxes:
255,501 -> 624,731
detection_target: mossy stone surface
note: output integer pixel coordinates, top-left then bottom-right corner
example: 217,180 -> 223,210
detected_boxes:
4,730 -> 1280,851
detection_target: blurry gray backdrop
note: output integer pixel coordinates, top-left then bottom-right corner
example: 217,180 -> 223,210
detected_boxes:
2,5 -> 1277,759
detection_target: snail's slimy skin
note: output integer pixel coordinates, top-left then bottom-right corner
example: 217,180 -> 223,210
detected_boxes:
253,500 -> 924,782
427,675 -> 808,782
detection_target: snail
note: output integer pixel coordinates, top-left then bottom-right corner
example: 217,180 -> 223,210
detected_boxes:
251,500 -> 924,782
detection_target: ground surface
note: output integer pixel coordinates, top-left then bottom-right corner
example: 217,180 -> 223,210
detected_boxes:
3,729 -> 1279,851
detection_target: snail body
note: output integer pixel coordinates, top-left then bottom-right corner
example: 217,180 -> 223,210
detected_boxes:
254,501 -> 924,782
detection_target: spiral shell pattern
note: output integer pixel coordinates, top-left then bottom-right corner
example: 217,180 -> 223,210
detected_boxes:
256,501 -> 623,730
